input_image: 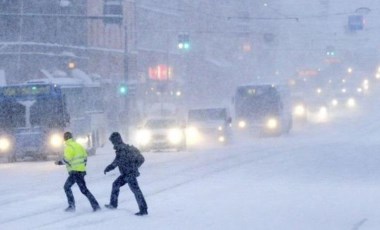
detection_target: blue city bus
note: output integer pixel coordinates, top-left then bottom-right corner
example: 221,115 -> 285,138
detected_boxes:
0,80 -> 107,162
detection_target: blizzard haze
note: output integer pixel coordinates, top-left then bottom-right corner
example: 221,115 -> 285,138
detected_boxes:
1,0 -> 380,230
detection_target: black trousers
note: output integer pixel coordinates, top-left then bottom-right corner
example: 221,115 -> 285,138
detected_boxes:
64,171 -> 99,209
110,175 -> 148,212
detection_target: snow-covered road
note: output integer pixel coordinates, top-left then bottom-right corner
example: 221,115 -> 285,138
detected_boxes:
1,99 -> 380,229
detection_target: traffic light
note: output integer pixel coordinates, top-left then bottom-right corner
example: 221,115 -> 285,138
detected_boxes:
118,84 -> 128,95
326,51 -> 335,56
178,34 -> 190,50
326,46 -> 336,56
118,83 -> 137,96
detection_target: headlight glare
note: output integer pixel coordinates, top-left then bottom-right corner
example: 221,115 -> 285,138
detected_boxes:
50,133 -> 63,148
318,106 -> 328,120
238,120 -> 246,128
0,137 -> 11,151
346,98 -> 356,108
266,118 -> 278,129
168,128 -> 183,144
331,99 -> 338,107
136,129 -> 151,146
293,104 -> 305,116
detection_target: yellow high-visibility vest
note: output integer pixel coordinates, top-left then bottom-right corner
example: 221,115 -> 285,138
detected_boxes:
64,139 -> 87,172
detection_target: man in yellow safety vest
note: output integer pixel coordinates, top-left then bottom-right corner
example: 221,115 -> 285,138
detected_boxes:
55,132 -> 101,212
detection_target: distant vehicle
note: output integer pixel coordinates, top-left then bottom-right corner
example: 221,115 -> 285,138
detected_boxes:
290,90 -> 309,124
186,107 -> 232,146
233,83 -> 292,136
135,118 -> 186,152
0,79 -> 107,162
305,100 -> 329,123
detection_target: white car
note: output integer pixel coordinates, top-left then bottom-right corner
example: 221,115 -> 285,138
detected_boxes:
135,118 -> 186,152
186,108 -> 232,146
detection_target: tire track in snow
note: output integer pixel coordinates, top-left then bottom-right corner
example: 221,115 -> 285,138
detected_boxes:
351,218 -> 367,230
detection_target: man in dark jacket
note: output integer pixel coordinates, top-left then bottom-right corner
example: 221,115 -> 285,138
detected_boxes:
104,132 -> 148,216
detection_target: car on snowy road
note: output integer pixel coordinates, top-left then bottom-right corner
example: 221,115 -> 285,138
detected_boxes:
186,107 -> 232,146
135,117 -> 186,152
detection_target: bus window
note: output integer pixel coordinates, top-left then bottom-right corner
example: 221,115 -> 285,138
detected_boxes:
0,100 -> 26,128
62,88 -> 85,117
30,98 -> 68,128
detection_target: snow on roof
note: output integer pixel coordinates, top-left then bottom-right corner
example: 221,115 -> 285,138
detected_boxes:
71,69 -> 93,84
26,77 -> 83,87
52,69 -> 69,78
27,68 -> 101,87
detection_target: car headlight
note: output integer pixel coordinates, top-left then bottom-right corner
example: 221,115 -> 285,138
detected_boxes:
318,106 -> 328,120
0,137 -> 11,152
238,120 -> 246,128
136,129 -> 151,146
293,104 -> 306,116
168,128 -> 183,144
218,126 -> 223,131
218,136 -> 225,142
186,127 -> 201,144
50,133 -> 63,148
266,118 -> 278,129
362,80 -> 369,90
346,98 -> 356,108
331,99 -> 338,107
76,136 -> 89,147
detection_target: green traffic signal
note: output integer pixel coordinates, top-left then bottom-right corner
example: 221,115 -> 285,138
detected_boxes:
183,42 -> 190,50
119,85 -> 128,95
178,34 -> 190,50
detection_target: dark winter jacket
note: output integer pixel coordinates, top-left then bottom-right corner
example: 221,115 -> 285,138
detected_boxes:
104,142 -> 141,178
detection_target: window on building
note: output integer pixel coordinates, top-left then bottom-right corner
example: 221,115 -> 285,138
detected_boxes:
103,0 -> 123,24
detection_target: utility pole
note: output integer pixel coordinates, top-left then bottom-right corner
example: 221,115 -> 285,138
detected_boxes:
16,0 -> 24,77
123,24 -> 130,141
121,0 -> 137,142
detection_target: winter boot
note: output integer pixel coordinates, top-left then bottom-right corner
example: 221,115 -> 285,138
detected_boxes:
64,206 -> 75,212
135,210 -> 148,216
104,204 -> 117,210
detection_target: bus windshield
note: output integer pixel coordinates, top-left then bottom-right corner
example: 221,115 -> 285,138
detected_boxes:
0,84 -> 69,129
235,85 -> 282,118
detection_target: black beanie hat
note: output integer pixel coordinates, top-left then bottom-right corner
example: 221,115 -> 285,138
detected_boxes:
64,132 -> 73,141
